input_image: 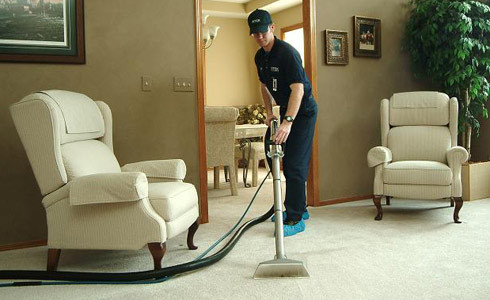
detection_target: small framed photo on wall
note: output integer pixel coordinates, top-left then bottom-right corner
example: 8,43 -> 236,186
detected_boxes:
325,30 -> 348,65
353,16 -> 381,58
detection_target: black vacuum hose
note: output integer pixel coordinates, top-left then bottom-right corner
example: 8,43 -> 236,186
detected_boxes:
0,207 -> 274,284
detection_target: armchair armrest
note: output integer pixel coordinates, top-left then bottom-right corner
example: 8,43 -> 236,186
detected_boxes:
367,146 -> 392,168
69,172 -> 148,206
447,146 -> 469,166
121,159 -> 186,181
446,146 -> 468,198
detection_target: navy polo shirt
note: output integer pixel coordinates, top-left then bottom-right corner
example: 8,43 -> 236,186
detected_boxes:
255,36 -> 314,115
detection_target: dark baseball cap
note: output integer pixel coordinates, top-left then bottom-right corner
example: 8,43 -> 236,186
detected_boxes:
248,9 -> 272,34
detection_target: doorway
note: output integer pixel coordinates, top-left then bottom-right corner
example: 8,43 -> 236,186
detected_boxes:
281,23 -> 305,66
195,0 -> 318,223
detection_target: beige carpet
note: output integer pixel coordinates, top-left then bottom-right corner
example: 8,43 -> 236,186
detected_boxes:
1,168 -> 489,299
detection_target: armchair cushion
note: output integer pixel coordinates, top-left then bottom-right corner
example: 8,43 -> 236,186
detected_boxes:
148,182 -> 197,221
388,126 -> 451,163
384,161 -> 452,186
122,159 -> 187,181
390,92 -> 450,126
62,140 -> 121,180
69,172 -> 148,206
39,90 -> 105,134
367,146 -> 392,168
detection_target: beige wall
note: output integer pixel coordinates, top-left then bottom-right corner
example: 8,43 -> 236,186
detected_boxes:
0,0 -> 200,245
272,4 -> 303,36
205,17 -> 260,106
315,0 -> 431,201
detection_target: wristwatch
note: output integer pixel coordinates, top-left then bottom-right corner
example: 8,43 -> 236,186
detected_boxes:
284,115 -> 294,123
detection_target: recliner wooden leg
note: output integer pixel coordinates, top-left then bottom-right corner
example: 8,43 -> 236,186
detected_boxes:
373,196 -> 383,221
450,197 -> 455,207
47,249 -> 61,271
453,197 -> 463,223
148,242 -> 166,270
386,196 -> 391,206
187,219 -> 199,250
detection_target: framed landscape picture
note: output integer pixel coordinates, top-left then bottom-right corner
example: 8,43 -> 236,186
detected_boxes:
353,16 -> 381,58
325,29 -> 348,65
0,0 -> 85,63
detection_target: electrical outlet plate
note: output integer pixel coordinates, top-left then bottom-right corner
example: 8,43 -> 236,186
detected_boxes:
174,77 -> 194,92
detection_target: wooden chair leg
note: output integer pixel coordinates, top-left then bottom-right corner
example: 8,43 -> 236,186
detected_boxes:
373,196 -> 383,221
224,166 -> 230,182
386,196 -> 391,206
450,197 -> 455,207
453,197 -> 463,223
228,164 -> 238,196
47,249 -> 61,272
213,167 -> 220,189
252,158 -> 258,187
187,219 -> 199,250
148,242 -> 166,270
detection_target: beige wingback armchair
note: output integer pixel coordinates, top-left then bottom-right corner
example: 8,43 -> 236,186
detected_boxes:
10,90 -> 199,271
367,92 -> 468,223
205,106 -> 239,196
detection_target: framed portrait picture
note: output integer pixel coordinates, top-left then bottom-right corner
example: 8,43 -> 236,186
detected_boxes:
353,16 -> 381,58
325,30 -> 348,65
0,0 -> 85,64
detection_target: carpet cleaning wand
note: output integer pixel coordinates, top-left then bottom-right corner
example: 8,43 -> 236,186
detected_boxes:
253,119 -> 310,279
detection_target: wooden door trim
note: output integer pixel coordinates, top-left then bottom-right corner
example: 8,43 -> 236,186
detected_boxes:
303,0 -> 320,206
195,0 -> 208,223
195,0 -> 320,221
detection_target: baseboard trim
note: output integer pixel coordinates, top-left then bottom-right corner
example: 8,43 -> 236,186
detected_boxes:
0,239 -> 47,252
317,194 -> 373,206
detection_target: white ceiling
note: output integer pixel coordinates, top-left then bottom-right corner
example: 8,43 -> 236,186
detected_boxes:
203,0 -> 302,19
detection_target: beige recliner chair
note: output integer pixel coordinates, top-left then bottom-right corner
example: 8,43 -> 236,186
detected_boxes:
367,92 -> 468,223
10,90 -> 199,271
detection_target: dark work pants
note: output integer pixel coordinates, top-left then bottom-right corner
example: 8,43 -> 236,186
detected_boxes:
265,102 -> 317,222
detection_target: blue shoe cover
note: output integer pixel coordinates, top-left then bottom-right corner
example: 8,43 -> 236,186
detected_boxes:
283,219 -> 305,237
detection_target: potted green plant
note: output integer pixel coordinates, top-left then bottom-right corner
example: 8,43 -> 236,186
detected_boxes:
404,0 -> 490,200
404,0 -> 490,154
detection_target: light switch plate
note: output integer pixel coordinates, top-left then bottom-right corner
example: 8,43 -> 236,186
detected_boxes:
174,77 -> 194,92
141,76 -> 152,91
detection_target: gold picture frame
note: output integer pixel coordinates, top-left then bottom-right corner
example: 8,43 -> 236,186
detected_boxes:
353,16 -> 381,58
325,30 -> 348,65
